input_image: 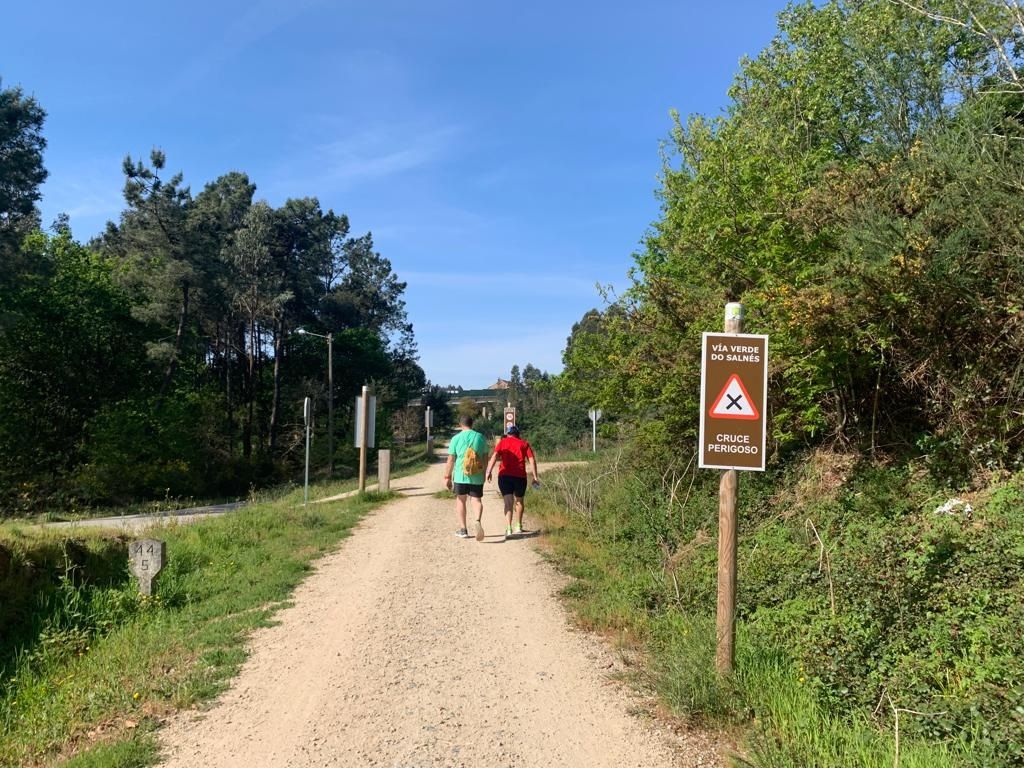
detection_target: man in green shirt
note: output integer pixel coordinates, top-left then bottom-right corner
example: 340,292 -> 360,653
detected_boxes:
444,415 -> 489,540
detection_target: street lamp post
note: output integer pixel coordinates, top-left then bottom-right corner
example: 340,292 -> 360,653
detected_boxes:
296,328 -> 334,476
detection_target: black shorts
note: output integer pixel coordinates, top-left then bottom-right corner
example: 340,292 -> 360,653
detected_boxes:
498,476 -> 528,498
453,482 -> 484,498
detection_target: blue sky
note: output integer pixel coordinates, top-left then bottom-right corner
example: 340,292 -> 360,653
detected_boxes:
4,0 -> 783,388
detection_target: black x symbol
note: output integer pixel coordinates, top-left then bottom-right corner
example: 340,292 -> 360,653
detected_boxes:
726,394 -> 743,410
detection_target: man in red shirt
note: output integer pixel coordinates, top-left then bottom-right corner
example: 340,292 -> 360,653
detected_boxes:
485,425 -> 540,537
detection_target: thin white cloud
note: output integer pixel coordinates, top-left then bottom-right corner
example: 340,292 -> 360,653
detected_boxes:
63,194 -> 123,220
401,270 -> 604,299
265,121 -> 463,199
318,124 -> 462,183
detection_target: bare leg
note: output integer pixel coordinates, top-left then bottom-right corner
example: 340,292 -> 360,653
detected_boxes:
503,494 -> 514,528
455,494 -> 468,531
514,497 -> 525,529
470,496 -> 484,526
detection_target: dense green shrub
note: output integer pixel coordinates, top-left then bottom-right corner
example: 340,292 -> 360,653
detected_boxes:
0,535 -> 137,682
534,456 -> 1024,766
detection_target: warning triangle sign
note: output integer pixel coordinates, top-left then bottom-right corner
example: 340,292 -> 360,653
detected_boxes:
709,374 -> 759,420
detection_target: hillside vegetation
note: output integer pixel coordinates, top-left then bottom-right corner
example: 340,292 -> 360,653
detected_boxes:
553,1 -> 1024,765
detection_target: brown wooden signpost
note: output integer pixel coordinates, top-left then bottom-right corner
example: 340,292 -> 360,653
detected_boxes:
699,303 -> 768,676
699,332 -> 768,471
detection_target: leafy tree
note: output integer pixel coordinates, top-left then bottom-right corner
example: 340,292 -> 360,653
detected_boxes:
567,0 -> 1024,470
0,80 -> 47,281
100,150 -> 197,402
421,384 -> 454,432
227,202 -> 291,457
0,90 -> 422,509
560,306 -> 633,416
391,407 -> 423,444
0,232 -> 147,509
190,172 -> 256,454
324,233 -> 408,335
508,364 -> 522,405
497,362 -> 588,452
457,397 -> 480,421
522,363 -> 544,388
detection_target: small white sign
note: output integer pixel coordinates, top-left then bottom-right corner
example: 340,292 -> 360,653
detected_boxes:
355,395 -> 377,448
129,539 -> 166,596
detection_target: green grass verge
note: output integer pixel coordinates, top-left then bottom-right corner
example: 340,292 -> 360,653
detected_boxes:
0,487 -> 395,767
528,456 -> 1021,767
305,443 -> 433,501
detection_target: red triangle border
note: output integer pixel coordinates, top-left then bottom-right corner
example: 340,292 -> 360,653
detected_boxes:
708,373 -> 760,420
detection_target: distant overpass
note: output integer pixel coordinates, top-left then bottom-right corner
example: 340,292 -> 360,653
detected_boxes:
406,388 -> 511,408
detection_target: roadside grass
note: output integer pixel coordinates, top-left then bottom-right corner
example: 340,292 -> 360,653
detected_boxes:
526,458 -> 1006,767
306,443 -> 433,502
0,487 -> 395,767
649,614 -> 960,768
542,446 -> 601,463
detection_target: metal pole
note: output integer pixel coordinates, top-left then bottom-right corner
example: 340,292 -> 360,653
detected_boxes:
592,415 -> 597,452
716,302 -> 743,675
327,332 -> 333,477
358,384 -> 370,492
304,401 -> 311,507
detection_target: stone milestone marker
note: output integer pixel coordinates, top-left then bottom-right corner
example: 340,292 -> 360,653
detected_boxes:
129,539 -> 166,596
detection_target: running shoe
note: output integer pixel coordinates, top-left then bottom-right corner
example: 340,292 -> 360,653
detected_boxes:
505,525 -> 513,537
455,528 -> 469,538
475,520 -> 485,541
513,525 -> 523,535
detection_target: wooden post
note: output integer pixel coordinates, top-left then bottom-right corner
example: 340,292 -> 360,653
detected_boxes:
716,302 -> 743,675
377,449 -> 391,493
358,384 -> 370,492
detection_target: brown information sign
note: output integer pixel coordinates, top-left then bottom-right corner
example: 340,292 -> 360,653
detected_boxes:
699,332 -> 768,471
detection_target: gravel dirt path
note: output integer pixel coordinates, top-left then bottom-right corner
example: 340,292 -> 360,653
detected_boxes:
158,459 -> 724,767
